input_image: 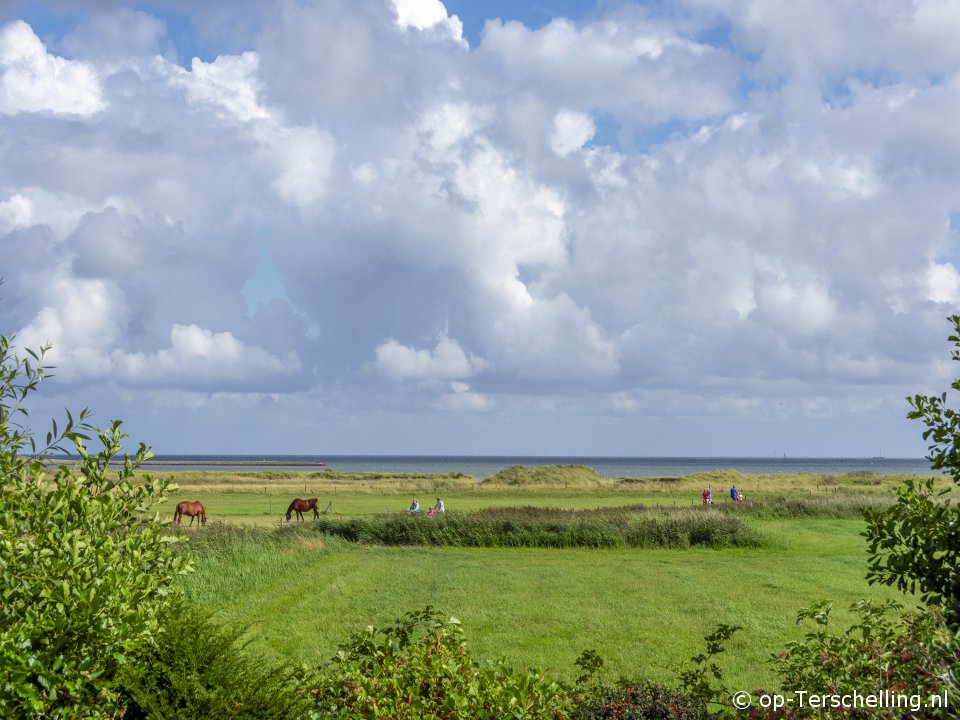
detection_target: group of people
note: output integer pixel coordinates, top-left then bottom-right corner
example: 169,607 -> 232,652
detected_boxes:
408,497 -> 445,516
701,484 -> 743,505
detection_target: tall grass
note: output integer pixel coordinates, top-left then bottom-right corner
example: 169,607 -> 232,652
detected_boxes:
724,494 -> 892,518
304,506 -> 762,549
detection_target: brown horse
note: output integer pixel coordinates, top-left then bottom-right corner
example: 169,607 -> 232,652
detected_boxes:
174,501 -> 207,527
286,497 -> 319,522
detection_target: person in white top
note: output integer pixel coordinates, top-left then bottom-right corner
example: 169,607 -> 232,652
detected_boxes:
434,497 -> 445,513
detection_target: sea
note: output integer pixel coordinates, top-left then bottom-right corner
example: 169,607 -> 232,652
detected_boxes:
105,455 -> 937,479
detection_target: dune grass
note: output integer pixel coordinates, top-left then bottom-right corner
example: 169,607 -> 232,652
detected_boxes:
179,517 -> 905,691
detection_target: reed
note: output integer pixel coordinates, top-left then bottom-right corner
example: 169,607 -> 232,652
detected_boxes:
302,506 -> 763,549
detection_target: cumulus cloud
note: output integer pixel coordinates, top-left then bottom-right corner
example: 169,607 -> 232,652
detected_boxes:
376,336 -> 484,381
173,51 -> 270,122
392,0 -> 465,45
114,324 -> 301,389
0,20 -> 103,115
0,192 -> 30,233
267,124 -> 337,209
433,381 -> 493,411
928,263 -> 960,304
1,0 -> 959,453
549,109 -> 595,156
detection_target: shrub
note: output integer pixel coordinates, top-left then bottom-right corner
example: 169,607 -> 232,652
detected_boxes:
118,598 -> 313,720
770,600 -> 959,719
571,682 -> 724,720
310,606 -> 571,719
865,315 -> 960,626
0,332 -> 191,718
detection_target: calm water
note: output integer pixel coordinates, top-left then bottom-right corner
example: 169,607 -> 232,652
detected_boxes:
118,455 -> 937,479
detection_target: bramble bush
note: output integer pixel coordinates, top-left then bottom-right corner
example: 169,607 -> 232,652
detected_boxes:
0,331 -> 191,718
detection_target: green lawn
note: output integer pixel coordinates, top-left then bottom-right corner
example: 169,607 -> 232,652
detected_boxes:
180,518 -> 905,690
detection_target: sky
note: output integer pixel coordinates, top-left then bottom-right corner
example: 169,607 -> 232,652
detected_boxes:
1,0 -> 959,457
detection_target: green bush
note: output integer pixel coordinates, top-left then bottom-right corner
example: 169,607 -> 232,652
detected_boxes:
865,315 -> 960,626
118,598 -> 313,720
770,600 -> 959,719
310,606 -> 571,719
0,332 -> 191,718
570,682 -> 723,720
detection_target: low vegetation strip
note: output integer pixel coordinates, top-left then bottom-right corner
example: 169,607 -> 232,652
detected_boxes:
304,507 -> 763,549
725,494 -> 892,518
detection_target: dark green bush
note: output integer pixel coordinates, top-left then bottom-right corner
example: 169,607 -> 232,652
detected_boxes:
310,606 -> 570,719
571,682 -> 723,720
118,598 -> 313,720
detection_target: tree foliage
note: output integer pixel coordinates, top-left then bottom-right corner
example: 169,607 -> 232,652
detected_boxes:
0,332 -> 192,718
864,315 -> 960,625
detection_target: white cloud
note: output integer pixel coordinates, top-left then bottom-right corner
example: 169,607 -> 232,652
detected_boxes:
2,3 -> 960,453
375,335 -> 484,380
928,262 -> 960,304
392,0 -> 465,45
0,20 -> 103,116
14,276 -> 127,383
478,16 -> 736,124
173,52 -> 270,123
268,124 -> 337,210
0,193 -> 31,233
549,109 -> 595,156
433,381 -> 493,411
114,324 -> 301,388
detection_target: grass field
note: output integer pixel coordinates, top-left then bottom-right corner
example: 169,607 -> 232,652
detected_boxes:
155,465 -> 939,526
171,466 -> 924,687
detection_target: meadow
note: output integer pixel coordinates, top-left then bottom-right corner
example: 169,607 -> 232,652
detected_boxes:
168,465 -> 938,690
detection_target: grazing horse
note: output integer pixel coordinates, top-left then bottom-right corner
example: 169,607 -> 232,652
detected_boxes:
286,497 -> 319,522
174,501 -> 207,527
